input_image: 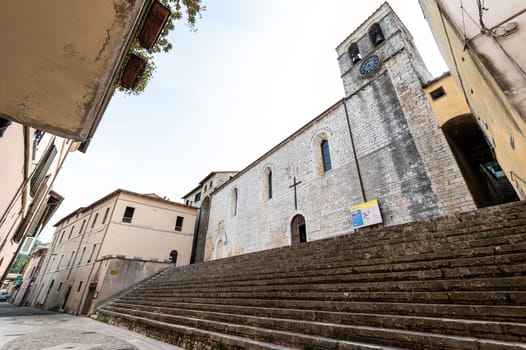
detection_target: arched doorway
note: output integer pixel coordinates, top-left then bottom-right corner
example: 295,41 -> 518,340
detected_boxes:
191,196 -> 210,263
442,114 -> 518,207
291,214 -> 307,245
169,250 -> 178,264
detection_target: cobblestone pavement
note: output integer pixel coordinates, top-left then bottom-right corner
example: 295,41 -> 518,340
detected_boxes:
0,303 -> 183,350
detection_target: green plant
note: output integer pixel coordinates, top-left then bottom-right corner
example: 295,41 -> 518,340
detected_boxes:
480,232 -> 496,239
117,0 -> 206,95
365,284 -> 376,293
440,244 -> 454,253
211,340 -> 226,350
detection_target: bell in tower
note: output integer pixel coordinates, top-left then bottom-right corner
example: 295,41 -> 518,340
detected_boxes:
369,23 -> 385,46
349,43 -> 362,64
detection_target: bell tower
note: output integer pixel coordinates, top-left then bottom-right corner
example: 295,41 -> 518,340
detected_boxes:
334,2 -> 475,224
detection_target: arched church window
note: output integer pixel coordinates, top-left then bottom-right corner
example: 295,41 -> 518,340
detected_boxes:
231,188 -> 238,217
369,23 -> 385,46
321,140 -> 332,172
348,43 -> 361,64
264,167 -> 273,200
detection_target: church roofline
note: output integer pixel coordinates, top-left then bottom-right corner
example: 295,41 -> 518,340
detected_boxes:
55,189 -> 194,227
212,98 -> 345,195
181,171 -> 239,199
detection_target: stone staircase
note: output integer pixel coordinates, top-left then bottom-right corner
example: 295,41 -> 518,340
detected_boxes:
97,201 -> 526,349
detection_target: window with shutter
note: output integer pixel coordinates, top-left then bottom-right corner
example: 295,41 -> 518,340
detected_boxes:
30,145 -> 57,197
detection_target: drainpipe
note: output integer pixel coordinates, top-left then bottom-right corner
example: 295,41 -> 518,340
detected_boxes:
343,99 -> 366,203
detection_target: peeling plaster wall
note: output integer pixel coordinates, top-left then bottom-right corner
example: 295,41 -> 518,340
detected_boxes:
0,0 -> 147,140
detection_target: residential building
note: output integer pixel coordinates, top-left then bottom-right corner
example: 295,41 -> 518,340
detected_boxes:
12,243 -> 49,306
419,0 -> 526,199
424,73 -> 518,207
0,125 -> 66,280
0,0 -> 171,284
29,189 -> 196,315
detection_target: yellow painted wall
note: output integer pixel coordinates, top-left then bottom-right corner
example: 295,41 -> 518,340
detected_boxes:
420,0 -> 526,199
424,74 -> 471,127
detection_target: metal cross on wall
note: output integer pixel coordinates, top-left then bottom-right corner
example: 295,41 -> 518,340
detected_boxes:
289,176 -> 302,210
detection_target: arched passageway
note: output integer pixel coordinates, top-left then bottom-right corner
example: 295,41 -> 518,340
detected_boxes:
442,114 -> 518,207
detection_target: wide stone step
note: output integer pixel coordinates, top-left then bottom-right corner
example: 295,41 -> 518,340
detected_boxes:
145,224 -> 526,288
99,307 -> 526,349
151,252 -> 526,288
153,219 -> 526,282
123,290 -> 526,305
113,299 -> 526,323
98,309 -> 406,350
155,239 -> 526,286
108,302 -> 526,342
138,261 -> 526,293
132,276 -> 526,298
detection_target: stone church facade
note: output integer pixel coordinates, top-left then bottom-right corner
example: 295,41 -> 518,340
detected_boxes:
193,3 -> 476,262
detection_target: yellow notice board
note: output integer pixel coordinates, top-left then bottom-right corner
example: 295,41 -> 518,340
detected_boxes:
349,199 -> 383,229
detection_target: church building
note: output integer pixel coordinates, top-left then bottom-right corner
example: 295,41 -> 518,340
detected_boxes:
189,3 -> 477,262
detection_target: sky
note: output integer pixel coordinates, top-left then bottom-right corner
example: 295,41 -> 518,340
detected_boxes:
39,0 -> 448,242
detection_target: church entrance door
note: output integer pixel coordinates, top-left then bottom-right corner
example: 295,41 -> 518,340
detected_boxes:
291,214 -> 307,244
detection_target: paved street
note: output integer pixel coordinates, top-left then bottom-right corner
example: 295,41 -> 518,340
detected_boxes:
0,303 -> 182,350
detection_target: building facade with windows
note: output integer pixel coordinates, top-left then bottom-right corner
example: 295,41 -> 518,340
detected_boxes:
191,3 -> 476,262
12,243 -> 49,306
28,189 -> 196,315
0,124 -> 67,280
419,0 -> 526,199
1,0 -> 167,286
424,73 -> 519,207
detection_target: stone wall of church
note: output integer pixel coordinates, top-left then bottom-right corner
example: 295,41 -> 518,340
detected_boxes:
202,3 -> 476,262
205,102 -> 365,260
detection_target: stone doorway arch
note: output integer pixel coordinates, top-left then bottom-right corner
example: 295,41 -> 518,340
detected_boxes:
291,214 -> 307,245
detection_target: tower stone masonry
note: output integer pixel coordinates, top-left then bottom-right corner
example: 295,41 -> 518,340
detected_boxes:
196,3 -> 476,262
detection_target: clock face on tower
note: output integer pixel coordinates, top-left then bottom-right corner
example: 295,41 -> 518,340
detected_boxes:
359,54 -> 381,76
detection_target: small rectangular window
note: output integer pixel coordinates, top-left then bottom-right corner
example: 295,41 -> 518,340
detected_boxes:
60,231 -> 65,243
57,254 -> 64,270
87,244 -> 97,263
430,86 -> 446,100
175,216 -> 184,232
66,250 -> 75,267
77,281 -> 83,292
79,220 -> 86,234
48,257 -> 56,272
91,213 -> 99,229
68,226 -> 75,239
194,192 -> 201,202
102,208 -> 110,224
57,282 -> 63,292
122,206 -> 135,223
77,246 -> 86,265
